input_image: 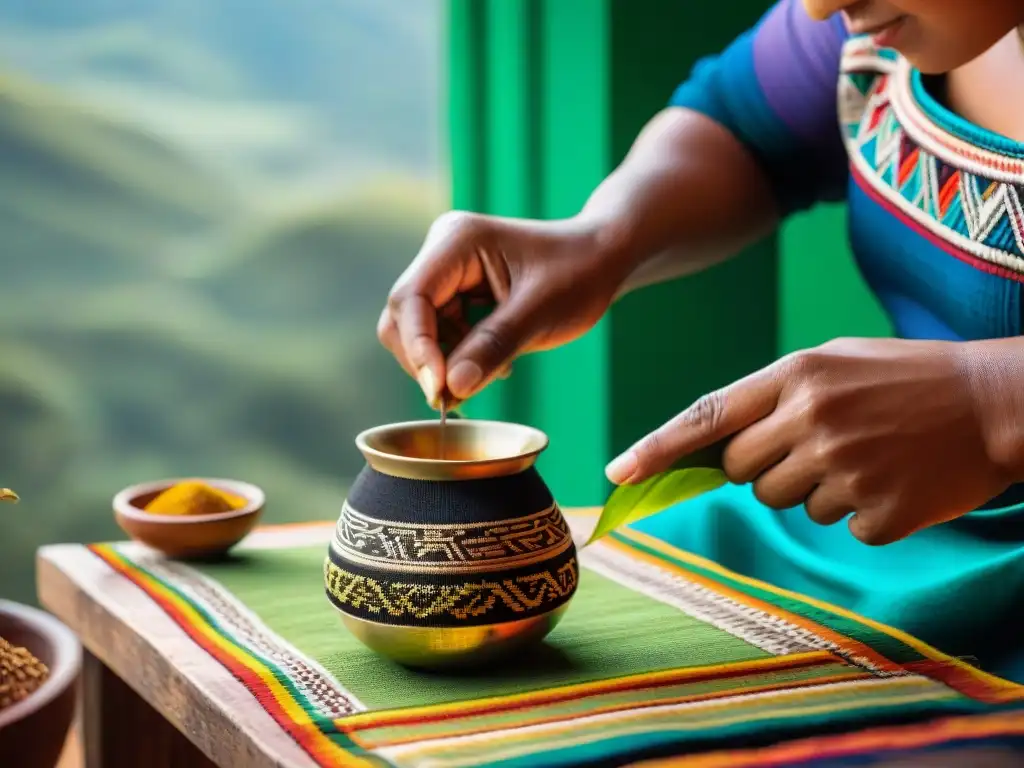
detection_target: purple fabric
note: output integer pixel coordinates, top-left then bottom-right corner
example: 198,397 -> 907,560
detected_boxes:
753,0 -> 849,148
667,0 -> 852,210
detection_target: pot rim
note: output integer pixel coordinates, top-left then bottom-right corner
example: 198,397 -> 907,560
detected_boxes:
0,600 -> 82,729
355,419 -> 549,481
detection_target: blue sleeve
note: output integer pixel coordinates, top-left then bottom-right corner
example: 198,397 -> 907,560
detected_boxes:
670,0 -> 850,215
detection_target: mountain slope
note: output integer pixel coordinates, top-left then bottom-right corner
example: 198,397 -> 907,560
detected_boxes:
0,0 -> 443,175
0,72 -> 240,289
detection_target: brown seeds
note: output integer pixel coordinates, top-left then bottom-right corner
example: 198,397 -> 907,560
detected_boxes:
0,636 -> 50,710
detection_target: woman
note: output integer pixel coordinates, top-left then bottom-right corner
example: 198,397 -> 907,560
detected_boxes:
378,0 -> 1024,680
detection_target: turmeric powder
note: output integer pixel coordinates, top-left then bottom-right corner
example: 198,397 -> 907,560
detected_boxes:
143,480 -> 247,517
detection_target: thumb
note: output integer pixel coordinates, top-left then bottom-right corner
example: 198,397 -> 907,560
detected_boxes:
444,291 -> 540,400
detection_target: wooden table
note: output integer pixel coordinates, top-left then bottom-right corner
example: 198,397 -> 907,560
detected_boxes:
37,530 -> 328,768
36,533 -> 1024,768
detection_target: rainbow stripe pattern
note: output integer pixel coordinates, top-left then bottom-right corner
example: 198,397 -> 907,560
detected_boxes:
88,515 -> 1024,767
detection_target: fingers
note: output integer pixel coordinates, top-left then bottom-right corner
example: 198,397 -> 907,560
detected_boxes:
804,481 -> 854,526
377,306 -> 413,377
725,413 -> 856,521
607,364 -> 784,485
750,453 -> 819,511
382,286 -> 516,406
384,212 -> 490,404
396,295 -> 448,406
721,412 -> 793,484
848,512 -> 903,547
380,295 -> 449,406
444,291 -> 539,400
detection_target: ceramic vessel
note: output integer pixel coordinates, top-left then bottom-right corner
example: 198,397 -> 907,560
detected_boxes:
324,419 -> 578,670
113,477 -> 265,559
0,601 -> 81,768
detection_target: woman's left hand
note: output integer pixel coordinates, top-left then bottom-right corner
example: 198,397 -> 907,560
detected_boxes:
605,338 -> 1017,545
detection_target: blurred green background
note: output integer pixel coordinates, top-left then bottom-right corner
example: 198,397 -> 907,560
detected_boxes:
0,0 -> 444,603
0,0 -> 895,605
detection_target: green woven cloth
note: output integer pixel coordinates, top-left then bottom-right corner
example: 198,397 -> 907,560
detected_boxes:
200,545 -> 767,709
88,516 -> 1024,767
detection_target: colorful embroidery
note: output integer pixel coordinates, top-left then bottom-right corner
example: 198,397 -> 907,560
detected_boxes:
840,37 -> 1024,275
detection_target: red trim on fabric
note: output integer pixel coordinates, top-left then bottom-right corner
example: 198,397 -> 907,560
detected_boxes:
851,163 -> 1024,284
338,654 -> 838,733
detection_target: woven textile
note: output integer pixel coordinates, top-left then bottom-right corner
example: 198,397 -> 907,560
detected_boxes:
88,514 -> 1024,767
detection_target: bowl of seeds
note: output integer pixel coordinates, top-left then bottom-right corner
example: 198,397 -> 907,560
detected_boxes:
0,600 -> 81,768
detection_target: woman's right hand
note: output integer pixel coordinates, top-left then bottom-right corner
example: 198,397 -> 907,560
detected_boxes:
379,211 -> 630,407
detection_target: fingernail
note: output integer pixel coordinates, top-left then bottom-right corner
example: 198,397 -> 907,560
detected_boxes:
417,368 -> 438,404
605,452 -> 638,484
448,361 -> 483,398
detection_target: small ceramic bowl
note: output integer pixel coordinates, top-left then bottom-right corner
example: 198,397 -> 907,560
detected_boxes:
0,600 -> 81,768
113,477 -> 265,559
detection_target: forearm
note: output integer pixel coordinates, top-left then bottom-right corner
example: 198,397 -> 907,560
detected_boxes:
575,107 -> 781,296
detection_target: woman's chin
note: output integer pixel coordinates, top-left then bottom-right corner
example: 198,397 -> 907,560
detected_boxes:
895,28 -> 1019,76
898,47 -> 964,76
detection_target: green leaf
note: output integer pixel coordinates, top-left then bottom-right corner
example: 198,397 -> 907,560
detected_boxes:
585,441 -> 730,547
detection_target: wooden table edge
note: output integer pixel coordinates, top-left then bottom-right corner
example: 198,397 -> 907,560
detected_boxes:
36,544 -> 313,768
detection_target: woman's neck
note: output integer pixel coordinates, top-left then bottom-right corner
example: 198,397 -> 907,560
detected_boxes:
941,26 -> 1024,145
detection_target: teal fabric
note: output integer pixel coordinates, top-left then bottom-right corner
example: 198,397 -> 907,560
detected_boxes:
632,485 -> 1024,682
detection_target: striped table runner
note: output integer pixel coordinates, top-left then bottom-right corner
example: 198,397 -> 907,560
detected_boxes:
87,513 -> 1024,767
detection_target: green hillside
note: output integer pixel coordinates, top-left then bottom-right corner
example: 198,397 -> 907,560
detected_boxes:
0,72 -> 441,604
0,71 -> 240,291
207,178 -> 443,323
0,0 -> 443,176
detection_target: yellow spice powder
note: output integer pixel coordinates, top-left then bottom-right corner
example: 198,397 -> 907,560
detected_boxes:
143,480 -> 247,517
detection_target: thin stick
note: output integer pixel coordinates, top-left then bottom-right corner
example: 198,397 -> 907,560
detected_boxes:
439,394 -> 449,459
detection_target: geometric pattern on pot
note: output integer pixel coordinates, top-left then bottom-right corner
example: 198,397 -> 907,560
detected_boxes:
323,551 -> 578,625
331,502 -> 573,573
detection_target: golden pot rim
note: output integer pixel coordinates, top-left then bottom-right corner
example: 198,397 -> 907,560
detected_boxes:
355,419 -> 549,481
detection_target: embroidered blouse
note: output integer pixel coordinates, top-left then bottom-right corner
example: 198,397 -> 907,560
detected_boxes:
673,0 -> 1024,344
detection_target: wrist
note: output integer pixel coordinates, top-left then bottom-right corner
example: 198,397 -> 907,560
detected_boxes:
569,209 -> 654,292
960,340 -> 1024,483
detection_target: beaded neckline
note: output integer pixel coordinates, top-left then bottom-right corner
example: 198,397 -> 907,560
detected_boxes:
840,36 -> 1024,273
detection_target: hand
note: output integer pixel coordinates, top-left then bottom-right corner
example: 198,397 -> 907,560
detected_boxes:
605,338 -> 1015,545
379,212 -> 629,406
